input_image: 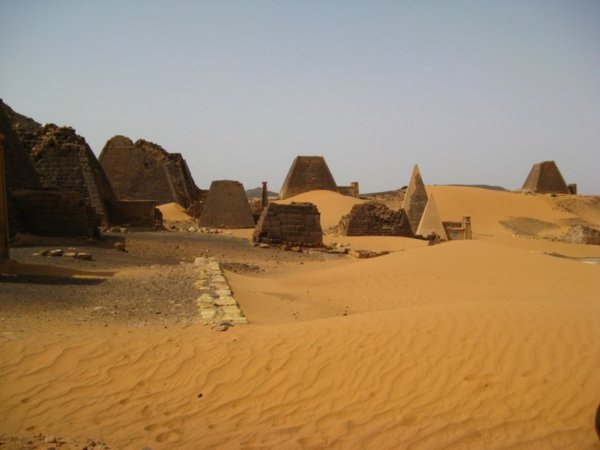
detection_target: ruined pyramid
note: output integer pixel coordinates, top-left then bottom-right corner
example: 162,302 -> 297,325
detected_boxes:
198,180 -> 255,228
401,164 -> 428,234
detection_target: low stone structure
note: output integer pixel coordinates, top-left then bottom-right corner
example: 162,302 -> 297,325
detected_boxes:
107,200 -> 163,228
253,202 -> 323,247
402,164 -> 429,234
443,217 -> 473,240
521,161 -> 570,194
100,135 -> 200,209
337,202 -> 413,236
563,225 -> 600,245
194,257 -> 248,325
198,180 -> 255,228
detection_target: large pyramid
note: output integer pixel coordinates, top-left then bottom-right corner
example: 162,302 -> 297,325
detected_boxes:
401,164 -> 428,234
416,195 -> 448,240
100,136 -> 200,208
198,180 -> 255,228
521,161 -> 569,194
279,156 -> 338,199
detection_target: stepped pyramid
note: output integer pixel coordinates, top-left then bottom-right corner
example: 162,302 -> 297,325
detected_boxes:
401,164 -> 428,234
279,156 -> 338,199
198,180 -> 255,228
521,161 -> 569,194
416,194 -> 448,240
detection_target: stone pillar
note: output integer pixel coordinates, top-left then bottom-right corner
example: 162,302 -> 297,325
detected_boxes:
462,216 -> 472,240
350,181 -> 359,197
261,181 -> 269,210
0,135 -> 10,260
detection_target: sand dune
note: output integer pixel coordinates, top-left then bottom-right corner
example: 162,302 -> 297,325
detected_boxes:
1,186 -> 599,449
158,202 -> 193,222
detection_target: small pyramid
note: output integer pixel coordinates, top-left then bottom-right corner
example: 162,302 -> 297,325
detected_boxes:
198,180 -> 255,228
521,161 -> 569,194
279,156 -> 338,199
416,195 -> 448,240
401,164 -> 428,233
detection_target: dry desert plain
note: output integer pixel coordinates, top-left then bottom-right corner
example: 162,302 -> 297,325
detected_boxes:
1,186 -> 600,449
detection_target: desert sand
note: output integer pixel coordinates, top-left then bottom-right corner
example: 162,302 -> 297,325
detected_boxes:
1,187 -> 599,449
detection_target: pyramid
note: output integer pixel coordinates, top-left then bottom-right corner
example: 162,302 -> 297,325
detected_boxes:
416,195 -> 448,240
401,164 -> 428,234
198,180 -> 255,228
521,161 -> 569,194
279,156 -> 338,199
100,136 -> 200,208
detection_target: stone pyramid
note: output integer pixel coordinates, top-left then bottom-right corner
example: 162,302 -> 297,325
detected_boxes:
416,194 -> 448,240
100,136 -> 200,208
279,156 -> 338,199
401,164 -> 428,234
521,161 -> 569,194
198,180 -> 255,228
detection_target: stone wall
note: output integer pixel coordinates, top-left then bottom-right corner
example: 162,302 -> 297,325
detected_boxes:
198,180 -> 255,228
253,202 -> 323,247
521,161 -> 569,194
11,190 -> 99,237
108,200 -> 163,228
99,136 -> 200,208
337,202 -> 413,237
279,156 -> 338,199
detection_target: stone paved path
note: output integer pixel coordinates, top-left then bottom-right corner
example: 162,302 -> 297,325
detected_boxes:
194,257 -> 248,325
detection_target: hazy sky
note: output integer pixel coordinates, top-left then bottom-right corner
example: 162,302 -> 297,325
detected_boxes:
1,1 -> 599,194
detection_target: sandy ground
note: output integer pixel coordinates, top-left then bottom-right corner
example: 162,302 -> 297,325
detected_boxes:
1,187 -> 599,449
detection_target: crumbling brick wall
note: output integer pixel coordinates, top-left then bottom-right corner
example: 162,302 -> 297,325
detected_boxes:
99,136 -> 200,208
253,202 -> 323,247
337,202 -> 413,237
107,200 -> 163,228
11,190 -> 99,237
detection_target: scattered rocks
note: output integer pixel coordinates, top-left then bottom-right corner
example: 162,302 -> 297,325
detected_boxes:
348,249 -> 389,259
32,248 -> 94,261
563,225 -> 600,245
113,242 -> 126,251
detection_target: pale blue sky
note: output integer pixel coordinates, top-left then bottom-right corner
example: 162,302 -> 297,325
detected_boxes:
1,1 -> 599,193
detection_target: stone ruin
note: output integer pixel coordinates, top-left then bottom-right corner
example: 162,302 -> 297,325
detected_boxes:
1,100 -> 161,234
337,202 -> 413,237
279,155 -> 359,199
1,102 -> 100,237
253,202 -> 323,247
521,161 -> 571,194
563,225 -> 600,246
402,164 -> 429,234
198,180 -> 255,228
100,135 -> 201,209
